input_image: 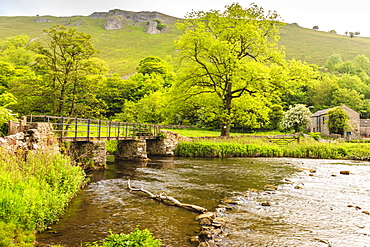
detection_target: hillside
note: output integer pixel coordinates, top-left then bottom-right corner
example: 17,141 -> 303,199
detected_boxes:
279,24 -> 370,65
1,11 -> 370,75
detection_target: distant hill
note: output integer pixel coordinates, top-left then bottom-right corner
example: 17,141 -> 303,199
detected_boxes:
279,24 -> 370,66
1,11 -> 370,75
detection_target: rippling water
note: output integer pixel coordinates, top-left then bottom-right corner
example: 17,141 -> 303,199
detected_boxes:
37,157 -> 370,246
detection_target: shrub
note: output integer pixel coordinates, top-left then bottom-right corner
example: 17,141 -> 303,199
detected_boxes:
153,19 -> 166,31
85,226 -> 162,247
308,132 -> 321,140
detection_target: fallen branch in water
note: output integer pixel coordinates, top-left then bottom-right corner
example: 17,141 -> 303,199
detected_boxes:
127,179 -> 207,213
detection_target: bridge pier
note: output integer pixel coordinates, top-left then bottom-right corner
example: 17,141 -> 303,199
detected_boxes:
115,130 -> 192,160
68,141 -> 107,168
116,139 -> 148,160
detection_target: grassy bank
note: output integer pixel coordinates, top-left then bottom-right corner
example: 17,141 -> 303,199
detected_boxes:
0,149 -> 85,246
175,137 -> 370,160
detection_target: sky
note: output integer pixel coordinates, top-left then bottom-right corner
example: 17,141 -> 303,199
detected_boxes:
1,0 -> 370,37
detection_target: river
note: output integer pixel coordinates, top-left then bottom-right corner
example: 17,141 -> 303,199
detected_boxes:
37,157 -> 370,246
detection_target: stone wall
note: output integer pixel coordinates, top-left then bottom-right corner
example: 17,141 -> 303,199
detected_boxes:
0,122 -> 59,155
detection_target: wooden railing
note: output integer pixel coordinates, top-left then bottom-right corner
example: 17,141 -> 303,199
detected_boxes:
27,115 -> 159,141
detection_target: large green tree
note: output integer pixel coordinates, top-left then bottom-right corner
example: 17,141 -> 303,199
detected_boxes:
29,25 -> 107,117
175,3 -> 285,136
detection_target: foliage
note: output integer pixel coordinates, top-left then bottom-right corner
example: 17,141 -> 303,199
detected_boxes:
277,59 -> 319,107
308,132 -> 321,140
153,19 -> 166,31
85,226 -> 162,247
137,56 -> 168,75
0,222 -> 35,247
325,54 -> 343,71
29,25 -> 108,117
327,107 -> 350,135
0,149 -> 85,245
106,140 -> 118,154
115,92 -> 166,124
0,35 -> 34,67
280,104 -> 311,132
0,61 -> 16,92
0,92 -> 17,136
175,3 -> 285,136
268,104 -> 285,129
165,128 -> 286,138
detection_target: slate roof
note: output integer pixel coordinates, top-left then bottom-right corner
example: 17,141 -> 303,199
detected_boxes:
311,107 -> 333,117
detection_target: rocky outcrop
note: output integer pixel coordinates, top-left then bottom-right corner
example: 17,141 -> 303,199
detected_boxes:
91,9 -> 178,33
104,16 -> 122,30
35,17 -> 52,23
146,20 -> 161,34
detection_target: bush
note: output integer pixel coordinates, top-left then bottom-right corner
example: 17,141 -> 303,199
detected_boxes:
308,132 -> 321,140
85,226 -> 162,247
106,140 -> 118,154
153,19 -> 166,31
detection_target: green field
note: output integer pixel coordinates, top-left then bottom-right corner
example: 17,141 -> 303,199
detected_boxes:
164,128 -> 288,138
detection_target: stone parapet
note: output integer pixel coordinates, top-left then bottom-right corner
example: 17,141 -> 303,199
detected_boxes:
0,122 -> 59,155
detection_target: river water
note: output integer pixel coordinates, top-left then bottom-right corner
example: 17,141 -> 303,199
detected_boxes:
37,157 -> 370,246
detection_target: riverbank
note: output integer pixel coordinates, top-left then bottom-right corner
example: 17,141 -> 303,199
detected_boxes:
0,148 -> 85,246
174,137 -> 370,160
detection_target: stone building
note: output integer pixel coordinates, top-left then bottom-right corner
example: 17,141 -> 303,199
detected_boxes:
360,119 -> 370,137
309,105 -> 361,139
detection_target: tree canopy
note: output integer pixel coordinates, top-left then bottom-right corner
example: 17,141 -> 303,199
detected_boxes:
29,25 -> 107,117
175,3 -> 285,136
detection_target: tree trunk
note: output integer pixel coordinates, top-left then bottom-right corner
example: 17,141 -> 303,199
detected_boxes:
220,90 -> 232,137
220,124 -> 230,137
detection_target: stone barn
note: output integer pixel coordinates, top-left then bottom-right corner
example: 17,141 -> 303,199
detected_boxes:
309,105 -> 361,139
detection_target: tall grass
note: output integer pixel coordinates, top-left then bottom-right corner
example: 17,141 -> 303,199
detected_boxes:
175,138 -> 370,160
175,140 -> 282,158
0,148 -> 85,246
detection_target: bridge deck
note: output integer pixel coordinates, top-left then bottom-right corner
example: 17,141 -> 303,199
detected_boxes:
27,115 -> 160,141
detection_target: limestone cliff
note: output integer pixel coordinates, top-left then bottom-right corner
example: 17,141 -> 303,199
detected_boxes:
91,9 -> 179,34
